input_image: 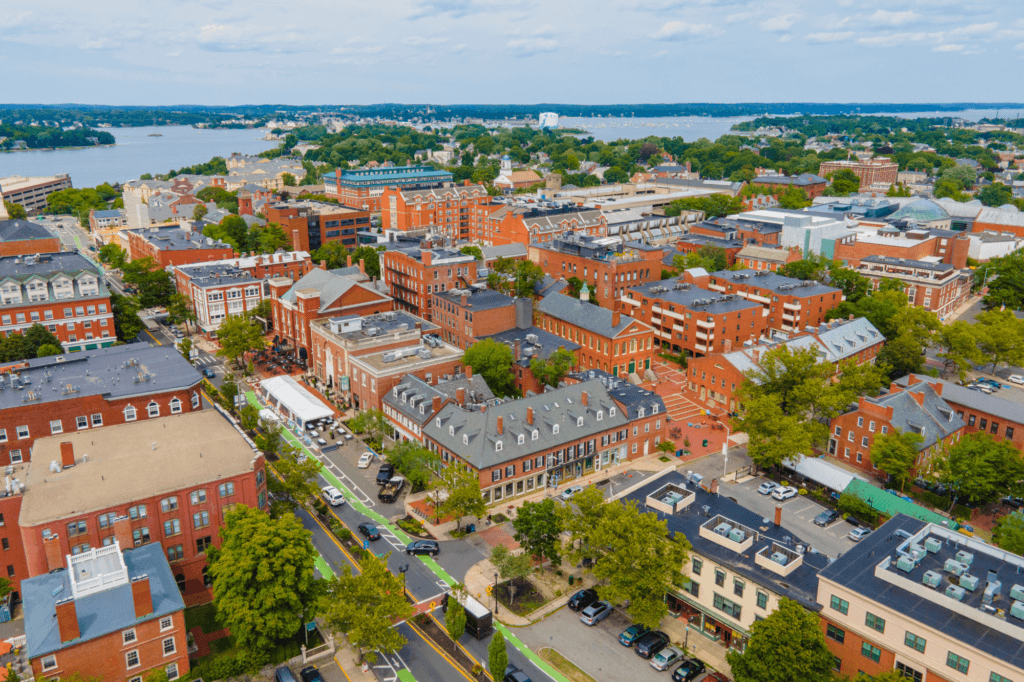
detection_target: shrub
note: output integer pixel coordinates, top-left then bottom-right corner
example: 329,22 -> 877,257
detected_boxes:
837,493 -> 877,525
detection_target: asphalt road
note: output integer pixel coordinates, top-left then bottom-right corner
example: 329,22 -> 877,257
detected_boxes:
457,623 -> 552,681
369,622 -> 469,682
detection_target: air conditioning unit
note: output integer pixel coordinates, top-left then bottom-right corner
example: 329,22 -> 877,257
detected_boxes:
1010,584 -> 1024,602
922,570 -> 942,589
714,523 -> 731,536
944,559 -> 967,576
728,528 -> 745,543
924,537 -> 942,554
1011,601 -> 1024,621
896,555 -> 916,573
945,585 -> 966,601
960,574 -> 980,592
770,552 -> 788,566
955,550 -> 974,567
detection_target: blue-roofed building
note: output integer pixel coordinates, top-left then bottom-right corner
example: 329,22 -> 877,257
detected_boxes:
23,542 -> 189,681
322,165 -> 453,211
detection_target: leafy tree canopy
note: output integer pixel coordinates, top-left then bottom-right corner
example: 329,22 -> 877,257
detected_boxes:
463,339 -> 517,398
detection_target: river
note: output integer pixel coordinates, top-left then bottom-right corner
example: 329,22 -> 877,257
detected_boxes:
0,125 -> 277,189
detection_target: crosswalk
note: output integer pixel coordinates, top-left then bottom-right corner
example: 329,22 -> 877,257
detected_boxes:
193,356 -> 218,366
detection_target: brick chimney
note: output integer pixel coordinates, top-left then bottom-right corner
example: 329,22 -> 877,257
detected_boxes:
612,310 -> 621,327
44,534 -> 64,572
114,516 -> 133,550
55,598 -> 80,643
527,407 -> 534,425
131,576 -> 153,618
60,442 -> 75,469
456,387 -> 466,406
432,396 -> 442,413
319,259 -> 327,271
775,503 -> 782,526
514,339 -> 521,360
581,391 -> 588,406
465,365 -> 473,380
359,258 -> 365,274
496,415 -> 503,435
461,294 -> 468,307
911,390 -> 925,407
722,340 -> 732,353
422,250 -> 433,267
709,477 -> 719,495
848,314 -> 854,320
751,349 -> 760,364
347,254 -> 353,267
292,229 -> 301,250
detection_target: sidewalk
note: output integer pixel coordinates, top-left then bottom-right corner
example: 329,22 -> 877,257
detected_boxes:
944,293 -> 983,323
332,640 -> 377,681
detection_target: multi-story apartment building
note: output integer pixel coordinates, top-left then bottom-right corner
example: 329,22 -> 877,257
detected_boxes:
348,336 -> 466,412
537,290 -> 655,377
704,269 -> 844,334
176,266 -> 265,334
0,219 -> 62,256
474,206 -> 606,246
689,218 -> 783,246
0,252 -> 116,352
818,515 -> 1024,682
852,256 -> 972,320
835,226 -> 970,269
827,376 -> 965,475
623,279 -> 768,357
172,250 -> 313,315
818,157 -> 899,187
431,288 -> 522,350
734,245 -> 802,272
529,235 -> 664,310
749,171 -> 828,198
380,245 -> 477,322
24,542 -> 189,682
382,370 -> 494,444
88,208 -> 128,234
264,199 -> 370,252
268,267 -> 393,362
322,166 -> 453,212
0,175 -> 73,212
423,378 -> 667,503
381,183 -> 493,242
123,227 -> 235,267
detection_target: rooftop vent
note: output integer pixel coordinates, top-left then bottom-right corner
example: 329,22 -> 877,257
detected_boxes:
945,584 -> 966,601
960,574 -> 980,592
922,570 -> 942,589
943,559 -> 967,576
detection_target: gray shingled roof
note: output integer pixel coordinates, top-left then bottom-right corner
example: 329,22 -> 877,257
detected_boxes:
482,326 -> 581,368
537,293 -> 648,338
0,219 -> 54,242
858,382 -> 964,450
894,374 -> 1024,425
436,288 -> 514,312
712,269 -> 841,297
564,369 -> 666,420
280,268 -> 385,312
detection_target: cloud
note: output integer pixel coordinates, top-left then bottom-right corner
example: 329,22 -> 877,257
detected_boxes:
759,14 -> 798,32
948,22 -> 997,36
857,31 -> 941,46
807,31 -> 854,43
652,21 -> 719,40
933,43 -> 964,51
0,11 -> 31,28
167,50 -> 182,57
80,38 -> 117,50
1015,42 -> 1024,50
726,10 -> 760,24
869,9 -> 920,26
652,48 -> 669,57
450,43 -> 466,53
330,44 -> 385,55
506,37 -> 558,57
403,36 -> 449,46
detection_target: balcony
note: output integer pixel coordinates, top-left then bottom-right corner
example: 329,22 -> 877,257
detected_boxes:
696,330 -> 713,341
695,343 -> 708,353
783,301 -> 801,312
696,319 -> 715,329
782,311 -> 798,322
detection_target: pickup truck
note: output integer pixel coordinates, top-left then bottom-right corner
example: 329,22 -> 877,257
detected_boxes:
378,476 -> 405,503
376,463 -> 395,486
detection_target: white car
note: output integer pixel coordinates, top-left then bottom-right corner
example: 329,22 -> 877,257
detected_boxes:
357,452 -> 374,469
321,486 -> 346,507
771,486 -> 798,501
650,646 -> 684,671
757,481 -> 779,495
559,485 -> 584,501
1009,375 -> 1024,385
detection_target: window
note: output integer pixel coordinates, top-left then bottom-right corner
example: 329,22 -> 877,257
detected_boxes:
67,520 -> 87,537
492,470 -> 501,482
164,519 -> 181,536
830,595 -> 849,615
50,419 -> 63,434
692,557 -> 702,575
685,579 -> 699,598
170,398 -> 182,414
715,569 -> 725,587
193,511 -> 210,529
98,512 -> 116,529
713,593 -> 742,619
126,650 -> 140,669
825,624 -> 845,644
160,616 -> 174,631
861,642 -> 881,663
9,451 -> 20,464
16,426 -> 28,439
191,489 -> 207,505
990,674 -> 1012,682
0,430 -> 5,443
145,401 -> 159,418
221,503 -> 237,518
124,405 -> 137,421
831,656 -> 841,673
896,662 -> 923,682
192,392 -> 200,409
1,539 -> 8,551
756,590 -> 768,609
1008,426 -> 1016,440
904,632 -> 926,653
166,663 -> 180,681
167,545 -> 184,562
76,415 -> 88,429
505,465 -> 515,478
128,505 -> 146,520
218,482 -> 235,497
161,497 -> 178,512
946,653 -> 969,674
865,612 -> 885,633
163,636 -> 176,655
733,578 -> 745,598
92,413 -> 103,426
41,655 -> 56,671
132,527 -> 150,546
196,535 -> 212,554
123,628 -> 137,644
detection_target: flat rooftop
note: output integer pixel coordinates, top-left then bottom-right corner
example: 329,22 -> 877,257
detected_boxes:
127,227 -> 232,252
352,341 -> 462,374
21,410 -> 259,526
859,255 -> 955,273
268,199 -> 363,215
312,311 -> 438,343
711,269 -> 841,297
628,280 -> 764,315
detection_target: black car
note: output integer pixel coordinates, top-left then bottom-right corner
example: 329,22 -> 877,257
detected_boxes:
634,631 -> 671,659
358,523 -> 381,541
503,664 -> 532,682
618,623 -> 651,646
567,588 -> 599,612
671,657 -> 706,682
299,666 -> 324,682
376,463 -> 396,486
814,509 -> 841,527
406,540 -> 439,556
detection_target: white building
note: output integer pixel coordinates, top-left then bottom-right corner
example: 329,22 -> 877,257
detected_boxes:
731,209 -> 855,258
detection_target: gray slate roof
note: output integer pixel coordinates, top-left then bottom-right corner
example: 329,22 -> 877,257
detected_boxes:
628,280 -> 763,316
537,293 -> 647,338
482,326 -> 582,369
481,243 -> 528,261
280,268 -> 384,312
0,252 -> 109,306
436,288 -> 514,312
563,368 -> 665,420
856,381 -> 965,450
894,374 -> 1024,425
126,227 -> 232,252
534,275 -> 569,298
0,219 -> 54,242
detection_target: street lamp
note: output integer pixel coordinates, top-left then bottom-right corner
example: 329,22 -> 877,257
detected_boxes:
398,563 -> 410,599
720,422 -> 731,493
494,572 -> 500,615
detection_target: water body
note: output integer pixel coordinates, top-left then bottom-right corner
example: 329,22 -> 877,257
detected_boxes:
0,125 -> 276,189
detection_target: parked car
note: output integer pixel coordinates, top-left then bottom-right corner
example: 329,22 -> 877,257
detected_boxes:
671,658 -> 706,682
635,631 -> 671,659
358,523 -> 381,541
771,486 -> 798,501
618,623 -> 651,647
567,588 -> 599,612
357,452 -> 374,468
201,368 -> 216,379
378,476 -> 406,503
321,486 -> 346,507
979,378 -> 1004,389
406,540 -> 439,556
969,383 -> 994,394
814,509 -> 841,527
848,527 -> 871,542
651,646 -> 684,671
274,667 -> 298,682
580,600 -> 613,626
376,463 -> 396,485
299,666 -> 324,682
503,664 -> 532,682
1002,496 -> 1024,510
1009,374 -> 1024,385
757,481 -> 779,495
559,485 -> 584,501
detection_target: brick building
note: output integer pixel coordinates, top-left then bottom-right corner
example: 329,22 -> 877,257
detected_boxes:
971,205 -> 1024,239
381,183 -> 493,242
0,252 -> 117,352
268,267 -> 393,362
827,377 -> 965,475
380,245 -> 477,322
537,289 -> 655,377
347,336 -> 466,412
123,227 -> 235,267
529,234 -> 664,310
431,288 -> 522,350
473,206 -> 606,247
835,226 -> 970,269
0,345 -> 203,470
264,199 -> 371,252
382,370 -> 495,444
322,166 -> 453,212
818,157 -> 899,187
672,235 -> 746,268
852,256 -> 972,319
482,326 -> 582,397
0,219 -> 62,256
0,175 -> 73,213
688,217 -> 783,246
735,245 -> 802,272
23,542 -> 189,682
705,269 -> 844,333
624,278 -> 768,357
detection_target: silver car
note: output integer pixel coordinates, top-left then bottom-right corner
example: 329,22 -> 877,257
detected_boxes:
848,527 -> 871,542
757,481 -> 779,495
651,646 -> 684,671
579,600 -> 613,626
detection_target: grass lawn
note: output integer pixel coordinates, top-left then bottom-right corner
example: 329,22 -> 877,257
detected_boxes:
539,648 -> 597,682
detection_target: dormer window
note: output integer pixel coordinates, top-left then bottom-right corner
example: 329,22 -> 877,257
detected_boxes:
609,407 -> 616,417
552,424 -> 559,435
577,417 -> 584,427
436,418 -> 442,428
517,434 -> 525,445
419,405 -> 425,414
596,410 -> 603,421
496,440 -> 503,451
532,429 -> 539,441
463,434 -> 468,445
652,404 -> 659,414
638,408 -> 645,418
449,425 -> 455,436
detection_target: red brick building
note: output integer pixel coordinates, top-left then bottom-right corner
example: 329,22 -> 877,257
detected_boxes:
124,227 -> 235,267
672,236 -> 745,268
819,157 -> 899,187
482,326 -> 582,397
347,339 -> 467,412
735,245 -> 802,272
473,206 -> 606,247
688,218 -> 783,246
431,288 -> 520,350
265,199 -> 371,252
704,269 -> 844,334
835,227 -> 970,269
322,166 -> 454,212
381,183 -> 493,242
851,256 -> 972,320
0,218 -> 62,256
380,245 -> 478,322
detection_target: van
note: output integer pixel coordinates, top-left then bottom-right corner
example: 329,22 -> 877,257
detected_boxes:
443,591 -> 493,639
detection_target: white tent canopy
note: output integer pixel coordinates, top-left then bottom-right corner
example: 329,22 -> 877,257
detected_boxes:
782,455 -> 868,493
259,408 -> 281,423
258,375 -> 333,427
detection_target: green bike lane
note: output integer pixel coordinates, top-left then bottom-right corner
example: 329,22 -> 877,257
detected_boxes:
247,391 -> 570,682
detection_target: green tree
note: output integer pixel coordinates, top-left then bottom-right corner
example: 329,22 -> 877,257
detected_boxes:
933,321 -> 982,380
110,293 -> 144,341
490,545 -> 533,606
664,194 -> 744,219
736,393 -> 813,471
36,343 -> 62,358
828,268 -> 871,302
216,313 -> 267,368
993,512 -> 1024,556
385,439 -> 436,489
319,554 -> 412,663
121,256 -> 174,307
886,183 -> 912,197
445,595 -> 467,641
591,501 -> 691,628
777,253 -> 833,281
973,309 -> 1024,373
351,245 -> 386,279
491,257 -> 544,298
441,465 -> 487,532
460,245 -> 483,260
556,485 -> 606,567
726,598 -> 836,682
98,243 -> 128,269
941,164 -> 977,191
207,506 -> 320,652
488,629 -> 509,679
672,245 -> 728,273
870,430 -> 923,491
824,168 -> 860,195
282,173 -> 296,186
776,186 -> 811,209
3,201 -> 26,220
983,252 -> 1024,309
933,433 -> 1024,510
239,404 -> 260,432
23,323 -> 62,357
255,418 -> 285,459
512,498 -> 563,572
311,242 -> 349,269
463,338 -> 517,398
177,336 -> 193,361
529,347 -> 577,388
166,292 -> 196,332
349,407 -> 389,445
144,669 -> 169,682
193,203 -> 208,221
258,224 -> 292,253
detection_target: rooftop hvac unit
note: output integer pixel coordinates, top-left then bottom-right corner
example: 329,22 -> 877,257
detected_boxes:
896,555 -> 917,573
955,550 -> 974,566
1011,601 -> 1024,621
922,570 -> 942,589
526,334 -> 539,344
770,552 -> 789,566
983,580 -> 1002,606
728,528 -> 745,543
924,537 -> 942,554
909,546 -> 926,562
960,574 -> 980,592
944,559 -> 967,576
945,585 -> 966,601
382,352 -> 397,363
1010,584 -> 1024,602
383,311 -> 397,321
714,523 -> 731,536
417,348 -> 432,359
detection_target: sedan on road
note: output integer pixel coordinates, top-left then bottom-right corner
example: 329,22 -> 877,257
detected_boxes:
321,486 -> 346,507
651,646 -> 684,671
1009,375 -> 1024,385
813,509 -> 841,527
559,485 -> 584,501
618,623 -> 651,647
579,600 -> 613,626
634,631 -> 671,659
848,527 -> 872,542
771,486 -> 798,501
357,452 -> 374,468
503,664 -> 532,682
567,588 -> 599,612
201,368 -> 216,379
406,540 -> 439,556
757,481 -> 779,495
299,666 -> 324,682
671,658 -> 706,682
358,523 -> 381,541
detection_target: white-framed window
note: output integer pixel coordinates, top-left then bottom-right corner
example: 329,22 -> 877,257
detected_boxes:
638,408 -> 645,418
9,450 -> 21,463
495,440 -> 503,451
124,405 -> 137,421
162,636 -> 176,655
218,482 -> 235,497
160,616 -> 174,631
50,420 -> 63,434
16,426 -> 28,440
576,417 -> 583,427
166,662 -> 180,680
609,407 -> 616,417
76,416 -> 88,430
0,429 -> 6,442
147,401 -> 160,418
532,429 -> 539,441
596,410 -> 603,421
170,398 -> 182,414
92,413 -> 103,426
517,434 -> 525,445
126,649 -> 140,669
191,392 -> 200,409
123,628 -> 137,644
41,655 -> 57,671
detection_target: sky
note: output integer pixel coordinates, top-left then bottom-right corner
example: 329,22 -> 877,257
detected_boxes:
2,0 -> 1023,105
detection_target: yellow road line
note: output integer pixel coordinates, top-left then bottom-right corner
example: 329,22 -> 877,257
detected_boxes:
334,654 -> 354,682
310,509 -> 363,573
144,329 -> 162,345
405,618 -> 477,682
426,610 -> 493,681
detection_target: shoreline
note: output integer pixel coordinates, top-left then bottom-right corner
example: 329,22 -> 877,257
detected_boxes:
1,144 -> 117,153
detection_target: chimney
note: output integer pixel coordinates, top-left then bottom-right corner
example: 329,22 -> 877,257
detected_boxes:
347,254 -> 353,267
751,349 -> 760,364
432,396 -> 442,413
131,575 -> 153,618
59,442 -> 75,469
55,598 -> 80,643
527,407 -> 534,425
612,310 -> 621,327
709,478 -> 719,495
722,339 -> 732,353
114,516 -> 133,550
465,365 -> 473,379
456,387 -> 466,406
44,534 -> 64,572
774,504 -> 782,527
461,294 -> 468,307
848,314 -> 854,320
319,259 -> 327,270
422,250 -> 433,267
581,391 -> 588,406
911,390 -> 925,407
514,339 -> 521,360
496,415 -> 504,435
359,258 -> 365,274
